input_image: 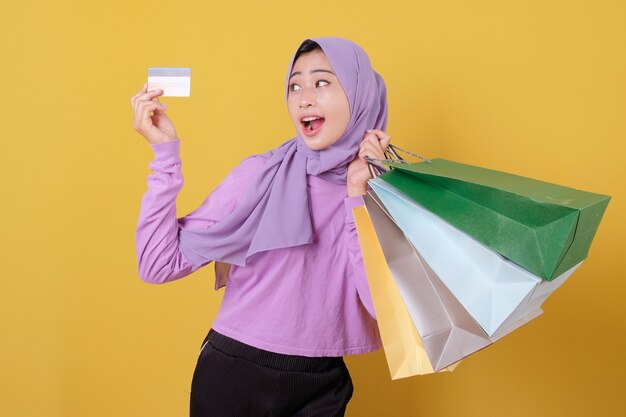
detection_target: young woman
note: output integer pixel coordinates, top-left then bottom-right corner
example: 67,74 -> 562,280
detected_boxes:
130,37 -> 392,417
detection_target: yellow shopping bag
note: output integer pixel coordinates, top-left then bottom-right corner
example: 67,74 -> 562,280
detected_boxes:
353,205 -> 458,379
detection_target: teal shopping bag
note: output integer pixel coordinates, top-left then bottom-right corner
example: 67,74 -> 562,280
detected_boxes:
378,158 -> 610,281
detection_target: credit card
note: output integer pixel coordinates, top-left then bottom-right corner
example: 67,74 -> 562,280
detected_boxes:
147,67 -> 191,97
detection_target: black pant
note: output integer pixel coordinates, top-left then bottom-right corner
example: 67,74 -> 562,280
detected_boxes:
190,329 -> 354,417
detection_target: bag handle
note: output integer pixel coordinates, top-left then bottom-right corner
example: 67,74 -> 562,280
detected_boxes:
365,144 -> 431,178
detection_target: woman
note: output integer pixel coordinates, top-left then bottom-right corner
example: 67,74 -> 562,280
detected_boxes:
130,37 -> 391,416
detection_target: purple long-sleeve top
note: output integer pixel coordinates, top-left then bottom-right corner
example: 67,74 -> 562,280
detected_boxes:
136,139 -> 381,357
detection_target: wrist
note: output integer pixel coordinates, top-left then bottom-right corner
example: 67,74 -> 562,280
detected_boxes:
150,136 -> 178,145
347,184 -> 367,197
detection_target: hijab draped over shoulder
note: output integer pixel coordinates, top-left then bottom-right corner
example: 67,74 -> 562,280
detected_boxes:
179,37 -> 389,268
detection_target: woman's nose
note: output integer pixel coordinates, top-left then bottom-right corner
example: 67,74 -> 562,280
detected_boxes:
299,89 -> 316,108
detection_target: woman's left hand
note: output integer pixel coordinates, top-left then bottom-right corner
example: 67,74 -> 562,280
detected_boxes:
347,129 -> 391,197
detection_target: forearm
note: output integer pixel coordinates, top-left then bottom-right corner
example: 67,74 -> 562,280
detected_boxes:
344,196 -> 377,320
136,140 -> 199,284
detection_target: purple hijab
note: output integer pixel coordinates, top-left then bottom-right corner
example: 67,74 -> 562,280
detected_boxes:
179,37 -> 388,267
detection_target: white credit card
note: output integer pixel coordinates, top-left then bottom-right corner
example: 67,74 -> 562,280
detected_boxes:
147,67 -> 191,97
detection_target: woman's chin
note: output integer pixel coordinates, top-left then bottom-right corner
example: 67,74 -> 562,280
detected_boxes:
302,139 -> 330,151
300,133 -> 341,151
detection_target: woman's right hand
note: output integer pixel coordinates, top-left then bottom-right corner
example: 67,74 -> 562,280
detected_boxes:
130,83 -> 178,145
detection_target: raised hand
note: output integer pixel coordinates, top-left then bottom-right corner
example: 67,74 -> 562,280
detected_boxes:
130,83 -> 177,145
347,129 -> 391,197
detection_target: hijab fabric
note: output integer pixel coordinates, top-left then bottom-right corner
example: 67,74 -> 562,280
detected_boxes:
179,37 -> 388,267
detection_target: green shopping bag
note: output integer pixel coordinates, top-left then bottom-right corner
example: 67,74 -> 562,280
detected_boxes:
377,154 -> 610,281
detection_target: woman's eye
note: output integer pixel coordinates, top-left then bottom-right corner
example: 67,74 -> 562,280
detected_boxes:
316,80 -> 330,87
290,83 -> 302,91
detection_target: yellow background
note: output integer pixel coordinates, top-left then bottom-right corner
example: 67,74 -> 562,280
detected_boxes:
1,1 -> 624,416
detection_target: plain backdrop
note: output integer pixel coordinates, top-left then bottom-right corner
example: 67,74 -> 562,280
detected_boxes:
1,1 -> 624,416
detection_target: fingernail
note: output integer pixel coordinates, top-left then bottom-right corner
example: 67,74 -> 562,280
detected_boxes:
367,129 -> 373,133
162,104 -> 167,109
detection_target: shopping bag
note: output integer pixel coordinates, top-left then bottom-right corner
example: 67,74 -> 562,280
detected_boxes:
368,176 -> 581,336
362,193 -> 492,371
379,158 -> 609,280
360,192 -> 545,369
352,204 -> 458,378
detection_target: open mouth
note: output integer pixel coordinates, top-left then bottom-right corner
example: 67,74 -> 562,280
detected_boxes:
300,116 -> 325,136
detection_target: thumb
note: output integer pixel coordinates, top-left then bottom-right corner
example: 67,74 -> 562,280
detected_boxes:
381,135 -> 392,151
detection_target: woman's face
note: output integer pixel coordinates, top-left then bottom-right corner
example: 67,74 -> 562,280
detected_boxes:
287,50 -> 351,151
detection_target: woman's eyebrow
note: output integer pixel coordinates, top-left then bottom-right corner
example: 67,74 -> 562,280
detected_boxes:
289,69 -> 336,80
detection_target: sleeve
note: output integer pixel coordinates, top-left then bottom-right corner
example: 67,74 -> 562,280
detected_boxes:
135,139 -> 265,284
344,195 -> 377,320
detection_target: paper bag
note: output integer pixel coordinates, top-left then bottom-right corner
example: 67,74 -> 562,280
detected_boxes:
369,177 -> 581,336
353,204 -> 458,378
380,159 -> 608,280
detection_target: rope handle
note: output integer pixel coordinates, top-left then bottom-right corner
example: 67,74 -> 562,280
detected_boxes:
365,144 -> 431,178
